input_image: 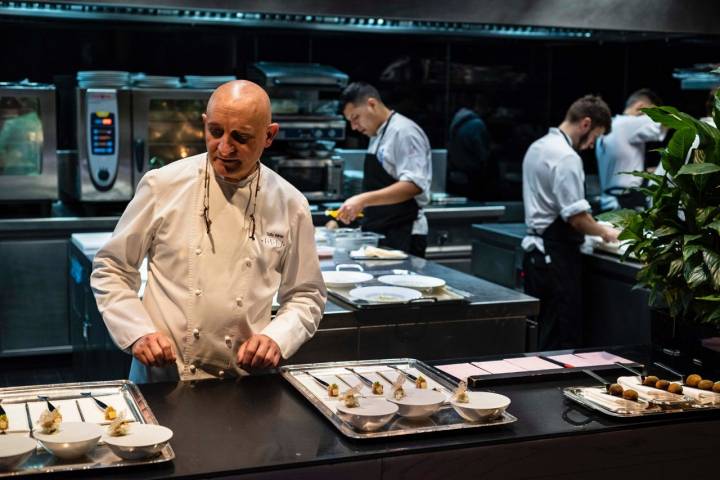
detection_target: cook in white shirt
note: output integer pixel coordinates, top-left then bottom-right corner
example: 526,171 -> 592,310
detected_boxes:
91,81 -> 327,382
336,82 -> 431,258
522,95 -> 619,350
596,89 -> 666,210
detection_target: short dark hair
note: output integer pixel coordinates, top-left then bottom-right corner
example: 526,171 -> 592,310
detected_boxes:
341,82 -> 383,106
625,88 -> 662,109
565,94 -> 612,132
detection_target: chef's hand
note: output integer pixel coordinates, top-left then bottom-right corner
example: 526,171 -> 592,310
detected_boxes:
237,334 -> 281,370
132,332 -> 176,367
601,226 -> 620,244
337,194 -> 366,224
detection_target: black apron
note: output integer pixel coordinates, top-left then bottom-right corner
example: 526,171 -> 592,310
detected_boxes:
523,129 -> 585,350
361,112 -> 421,254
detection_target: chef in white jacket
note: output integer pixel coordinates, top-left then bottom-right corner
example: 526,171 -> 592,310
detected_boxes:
91,80 -> 327,383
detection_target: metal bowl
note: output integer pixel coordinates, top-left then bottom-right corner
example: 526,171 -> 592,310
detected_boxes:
33,422 -> 103,460
0,435 -> 36,471
103,424 -> 173,460
386,389 -> 446,418
336,398 -> 398,432
450,392 -> 510,422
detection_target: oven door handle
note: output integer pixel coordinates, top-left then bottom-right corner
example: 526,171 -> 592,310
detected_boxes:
134,138 -> 145,173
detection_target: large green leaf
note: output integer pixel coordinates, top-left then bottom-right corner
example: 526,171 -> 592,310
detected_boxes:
713,88 -> 720,131
685,264 -> 708,289
696,295 -> 720,302
655,225 -> 679,237
696,207 -> 718,225
667,127 -> 696,165
703,250 -> 720,290
684,234 -> 702,244
668,258 -> 684,277
706,219 -> 720,235
597,209 -> 637,228
677,163 -> 720,176
683,244 -> 701,261
622,171 -> 665,185
642,106 -> 691,131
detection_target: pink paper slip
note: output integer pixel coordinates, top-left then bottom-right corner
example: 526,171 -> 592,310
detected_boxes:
575,351 -> 635,365
504,356 -> 563,371
437,363 -> 488,380
546,354 -> 599,368
472,360 -> 526,374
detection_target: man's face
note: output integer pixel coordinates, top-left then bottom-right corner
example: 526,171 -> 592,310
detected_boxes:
343,99 -> 381,137
577,126 -> 606,151
202,104 -> 277,180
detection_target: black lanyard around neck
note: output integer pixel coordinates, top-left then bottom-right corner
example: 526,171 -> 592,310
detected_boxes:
373,111 -> 396,155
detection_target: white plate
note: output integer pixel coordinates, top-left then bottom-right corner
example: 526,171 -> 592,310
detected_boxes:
378,274 -> 446,289
349,286 -> 422,303
103,424 -> 173,460
0,435 -> 36,470
322,270 -> 374,287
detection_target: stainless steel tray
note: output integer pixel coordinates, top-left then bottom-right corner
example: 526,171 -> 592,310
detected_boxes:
282,358 -> 517,439
0,380 -> 173,477
326,279 -> 471,309
563,386 -> 720,418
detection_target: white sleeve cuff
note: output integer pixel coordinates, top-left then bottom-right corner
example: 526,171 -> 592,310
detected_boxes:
560,199 -> 591,221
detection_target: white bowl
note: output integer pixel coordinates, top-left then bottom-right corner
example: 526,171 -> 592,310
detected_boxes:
103,424 -> 173,460
33,422 -> 102,460
336,398 -> 398,432
450,391 -> 510,422
0,435 -> 36,471
386,389 -> 446,418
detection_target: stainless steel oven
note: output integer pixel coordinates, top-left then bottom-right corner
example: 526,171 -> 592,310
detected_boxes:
131,88 -> 211,187
268,157 -> 343,201
0,82 -> 58,202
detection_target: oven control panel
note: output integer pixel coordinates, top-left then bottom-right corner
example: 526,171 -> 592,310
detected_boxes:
85,89 -> 119,190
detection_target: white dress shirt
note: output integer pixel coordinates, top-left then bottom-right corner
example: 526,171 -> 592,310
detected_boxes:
522,128 -> 591,253
596,114 -> 666,210
368,112 -> 432,235
91,154 -> 327,380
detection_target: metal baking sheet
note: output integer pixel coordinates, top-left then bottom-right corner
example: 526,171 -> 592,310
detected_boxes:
563,386 -> 720,418
281,358 -> 517,439
0,380 -> 173,477
326,274 -> 471,309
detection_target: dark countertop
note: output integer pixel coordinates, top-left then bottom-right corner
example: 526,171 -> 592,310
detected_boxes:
71,349 -> 720,479
322,251 -> 539,319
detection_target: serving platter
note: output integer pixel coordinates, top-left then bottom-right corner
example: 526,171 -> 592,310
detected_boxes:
0,380 -> 173,477
281,358 -> 517,439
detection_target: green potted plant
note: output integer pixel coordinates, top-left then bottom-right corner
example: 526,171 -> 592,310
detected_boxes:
599,89 -> 720,361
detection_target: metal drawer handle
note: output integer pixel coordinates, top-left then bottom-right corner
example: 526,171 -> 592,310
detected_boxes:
336,263 -> 364,272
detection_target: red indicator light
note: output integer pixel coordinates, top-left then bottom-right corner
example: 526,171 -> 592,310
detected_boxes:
102,118 -> 113,125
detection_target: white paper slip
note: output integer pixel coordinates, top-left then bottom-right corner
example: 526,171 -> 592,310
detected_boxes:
27,399 -> 82,426
76,394 -> 134,424
1,403 -> 30,431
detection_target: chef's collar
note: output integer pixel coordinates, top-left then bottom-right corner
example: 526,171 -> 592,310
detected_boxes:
373,110 -> 395,138
550,127 -> 573,149
214,163 -> 260,189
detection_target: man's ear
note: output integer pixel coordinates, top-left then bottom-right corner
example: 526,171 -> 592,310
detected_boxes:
202,113 -> 207,125
366,97 -> 377,110
265,123 -> 280,147
580,117 -> 592,132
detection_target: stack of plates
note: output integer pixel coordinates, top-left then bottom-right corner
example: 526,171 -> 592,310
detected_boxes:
77,71 -> 130,88
184,75 -> 236,89
133,74 -> 183,88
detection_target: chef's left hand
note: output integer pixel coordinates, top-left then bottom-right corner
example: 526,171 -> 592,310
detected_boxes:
337,194 -> 366,224
237,334 -> 281,370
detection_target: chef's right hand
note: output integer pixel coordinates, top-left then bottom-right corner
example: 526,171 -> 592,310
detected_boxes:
132,332 -> 176,367
601,227 -> 620,244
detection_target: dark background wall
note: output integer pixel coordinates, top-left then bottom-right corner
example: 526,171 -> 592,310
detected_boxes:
1,9 -> 719,199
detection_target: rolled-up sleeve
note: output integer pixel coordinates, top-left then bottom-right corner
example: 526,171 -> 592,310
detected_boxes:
263,203 -> 327,358
552,155 -> 591,221
392,130 -> 432,195
90,172 -> 161,351
631,116 -> 666,143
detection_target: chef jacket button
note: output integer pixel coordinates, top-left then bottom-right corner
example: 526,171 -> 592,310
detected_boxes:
189,364 -> 197,374
218,370 -> 225,378
245,260 -> 252,268
225,335 -> 232,348
193,328 -> 200,339
195,247 -> 202,255
236,297 -> 243,307
194,289 -> 202,296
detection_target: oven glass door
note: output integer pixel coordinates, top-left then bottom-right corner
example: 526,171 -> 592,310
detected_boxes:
146,98 -> 206,169
0,95 -> 43,175
277,165 -> 328,193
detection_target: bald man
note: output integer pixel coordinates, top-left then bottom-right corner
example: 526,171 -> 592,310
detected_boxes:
91,81 -> 327,383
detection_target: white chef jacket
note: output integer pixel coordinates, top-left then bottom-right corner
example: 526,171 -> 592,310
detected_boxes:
368,112 -> 432,235
521,128 -> 591,253
596,114 -> 666,210
91,153 -> 327,380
